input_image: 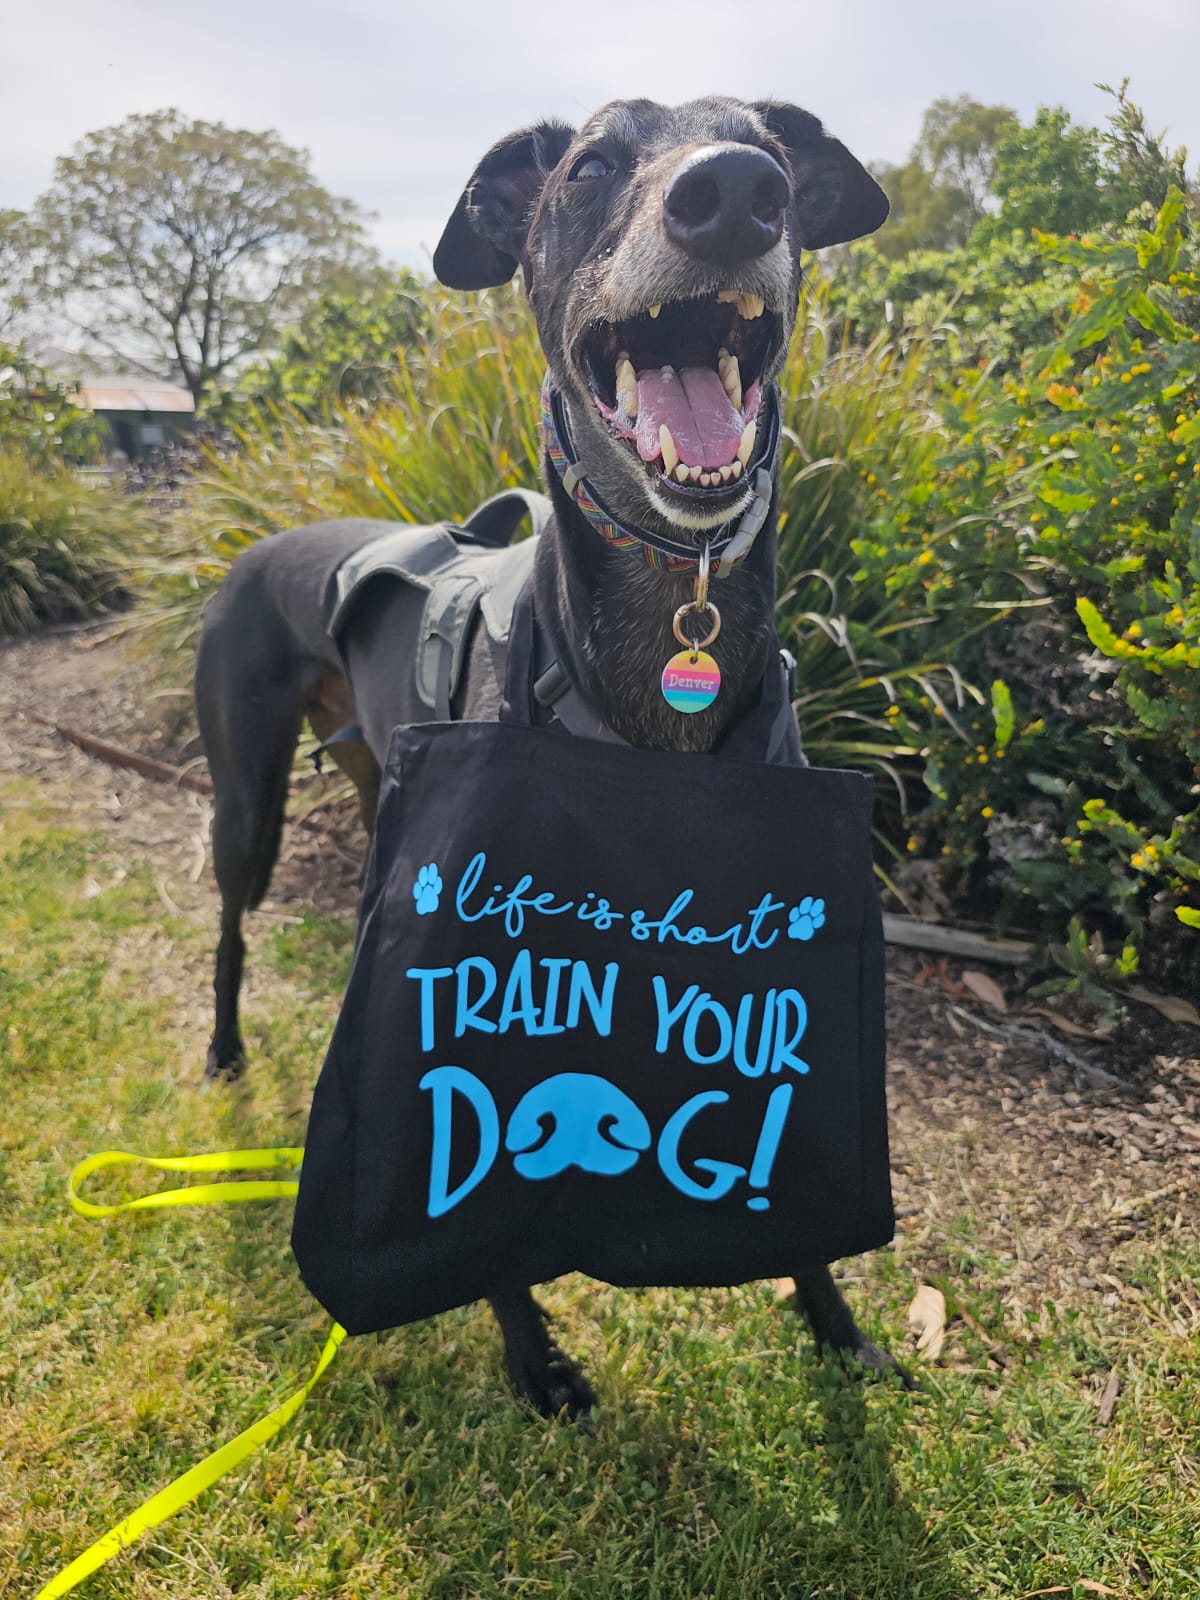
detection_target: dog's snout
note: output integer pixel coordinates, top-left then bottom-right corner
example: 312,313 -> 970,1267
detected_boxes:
662,144 -> 790,267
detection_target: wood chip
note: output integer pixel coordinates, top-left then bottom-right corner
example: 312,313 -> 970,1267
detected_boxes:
906,1283 -> 946,1360
1096,1366 -> 1120,1428
962,969 -> 1007,1011
773,1277 -> 795,1301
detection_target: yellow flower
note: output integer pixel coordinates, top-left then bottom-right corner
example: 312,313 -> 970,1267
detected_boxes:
1177,453 -> 1188,465
1131,852 -> 1146,869
1121,372 -> 1132,384
1126,622 -> 1142,639
981,807 -> 995,819
1145,843 -> 1160,860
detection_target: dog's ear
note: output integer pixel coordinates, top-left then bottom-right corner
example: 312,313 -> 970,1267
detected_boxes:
752,102 -> 889,250
434,121 -> 577,290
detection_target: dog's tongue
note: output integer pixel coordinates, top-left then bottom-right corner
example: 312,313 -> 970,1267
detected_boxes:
635,366 -> 744,469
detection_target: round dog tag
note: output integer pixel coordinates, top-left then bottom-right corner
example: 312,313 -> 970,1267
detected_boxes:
661,649 -> 721,714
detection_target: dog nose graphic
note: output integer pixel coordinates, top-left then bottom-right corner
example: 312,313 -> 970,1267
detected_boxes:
663,144 -> 790,267
505,1074 -> 652,1180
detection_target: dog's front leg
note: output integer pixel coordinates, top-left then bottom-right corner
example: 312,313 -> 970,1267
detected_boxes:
793,1266 -> 913,1388
487,1286 -> 597,1418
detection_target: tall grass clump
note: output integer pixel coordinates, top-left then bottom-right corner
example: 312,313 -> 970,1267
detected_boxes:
0,452 -> 146,635
771,281 -> 1020,793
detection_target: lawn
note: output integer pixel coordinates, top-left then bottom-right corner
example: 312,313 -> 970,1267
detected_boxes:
2,768 -> 1198,1600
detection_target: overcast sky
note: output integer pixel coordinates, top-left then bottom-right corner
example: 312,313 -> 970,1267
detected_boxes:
3,0 -> 1199,269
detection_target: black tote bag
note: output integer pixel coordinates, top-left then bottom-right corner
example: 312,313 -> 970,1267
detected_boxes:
292,721 -> 892,1333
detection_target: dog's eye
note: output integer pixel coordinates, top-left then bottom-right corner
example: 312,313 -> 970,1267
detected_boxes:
569,152 -> 613,183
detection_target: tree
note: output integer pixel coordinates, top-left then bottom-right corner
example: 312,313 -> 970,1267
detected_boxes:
989,107 -> 1115,236
871,97 -> 1016,258
33,111 -> 377,405
230,269 -> 430,413
0,210 -> 29,336
916,96 -> 1018,228
1097,79 -> 1193,219
988,89 -> 1192,240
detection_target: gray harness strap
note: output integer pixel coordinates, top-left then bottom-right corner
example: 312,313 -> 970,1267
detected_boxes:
328,490 -> 550,720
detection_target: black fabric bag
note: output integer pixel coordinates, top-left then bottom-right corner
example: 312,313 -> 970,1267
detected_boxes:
292,719 -> 893,1333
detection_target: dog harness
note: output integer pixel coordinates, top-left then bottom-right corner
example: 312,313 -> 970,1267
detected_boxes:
326,489 -> 549,721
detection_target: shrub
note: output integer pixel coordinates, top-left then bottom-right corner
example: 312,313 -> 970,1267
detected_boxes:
0,452 -> 145,635
882,190 -> 1200,978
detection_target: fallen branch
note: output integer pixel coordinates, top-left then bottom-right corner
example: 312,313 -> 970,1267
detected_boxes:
881,913 -> 1033,966
943,1002 -> 1123,1091
18,712 -> 345,842
24,712 -> 213,794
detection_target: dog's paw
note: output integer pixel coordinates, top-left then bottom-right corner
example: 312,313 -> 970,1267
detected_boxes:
412,862 -> 443,916
787,896 -> 826,941
204,1038 -> 246,1082
839,1335 -> 916,1391
507,1343 -> 598,1421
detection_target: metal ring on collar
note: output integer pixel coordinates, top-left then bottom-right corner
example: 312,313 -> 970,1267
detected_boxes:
672,601 -> 721,650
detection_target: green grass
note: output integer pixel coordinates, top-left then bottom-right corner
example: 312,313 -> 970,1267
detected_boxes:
2,776 -> 1199,1598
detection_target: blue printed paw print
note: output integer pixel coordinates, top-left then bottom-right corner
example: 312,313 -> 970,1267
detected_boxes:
787,896 -> 826,941
413,863 -> 443,915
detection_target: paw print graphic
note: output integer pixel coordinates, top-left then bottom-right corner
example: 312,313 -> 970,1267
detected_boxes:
412,862 -> 443,916
787,896 -> 826,941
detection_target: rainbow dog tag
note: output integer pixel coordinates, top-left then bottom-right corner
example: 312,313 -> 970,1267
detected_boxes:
661,649 -> 722,714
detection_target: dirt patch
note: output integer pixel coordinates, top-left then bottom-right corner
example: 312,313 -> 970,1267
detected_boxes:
3,623 -> 1198,1337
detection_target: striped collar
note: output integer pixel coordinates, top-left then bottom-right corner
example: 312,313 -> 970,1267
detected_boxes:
540,374 -> 779,577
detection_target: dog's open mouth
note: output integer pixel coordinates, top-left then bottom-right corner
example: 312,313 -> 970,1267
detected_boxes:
581,291 -> 782,496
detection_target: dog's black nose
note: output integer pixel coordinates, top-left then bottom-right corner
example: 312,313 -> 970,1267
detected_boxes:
663,144 -> 790,267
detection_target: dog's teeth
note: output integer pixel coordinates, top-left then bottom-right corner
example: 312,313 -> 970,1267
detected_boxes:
730,458 -> 743,478
736,419 -> 757,467
675,464 -> 690,483
717,289 -> 739,304
615,354 -> 638,417
717,464 -> 732,483
737,293 -> 765,320
688,464 -> 702,482
700,472 -> 713,487
659,425 -> 679,476
648,303 -> 662,319
717,349 -> 742,409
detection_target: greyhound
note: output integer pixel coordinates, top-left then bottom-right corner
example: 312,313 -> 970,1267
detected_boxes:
195,96 -> 903,1413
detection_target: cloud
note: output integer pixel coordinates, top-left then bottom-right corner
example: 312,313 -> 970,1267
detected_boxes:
2,0 -> 1196,264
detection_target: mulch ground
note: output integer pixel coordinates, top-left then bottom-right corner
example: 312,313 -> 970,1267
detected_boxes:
3,618 -> 1198,1348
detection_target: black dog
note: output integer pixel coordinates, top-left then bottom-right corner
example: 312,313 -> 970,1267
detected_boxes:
196,96 -> 902,1411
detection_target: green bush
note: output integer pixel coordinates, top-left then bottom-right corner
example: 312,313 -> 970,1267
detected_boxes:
870,191 -> 1200,979
0,451 -> 145,635
0,344 -> 106,468
224,270 -> 431,414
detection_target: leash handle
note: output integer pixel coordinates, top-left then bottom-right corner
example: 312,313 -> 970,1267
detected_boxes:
39,1147 -> 342,1600
67,1146 -> 304,1216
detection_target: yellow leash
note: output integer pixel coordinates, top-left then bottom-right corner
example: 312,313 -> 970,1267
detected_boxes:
38,1149 -> 345,1600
